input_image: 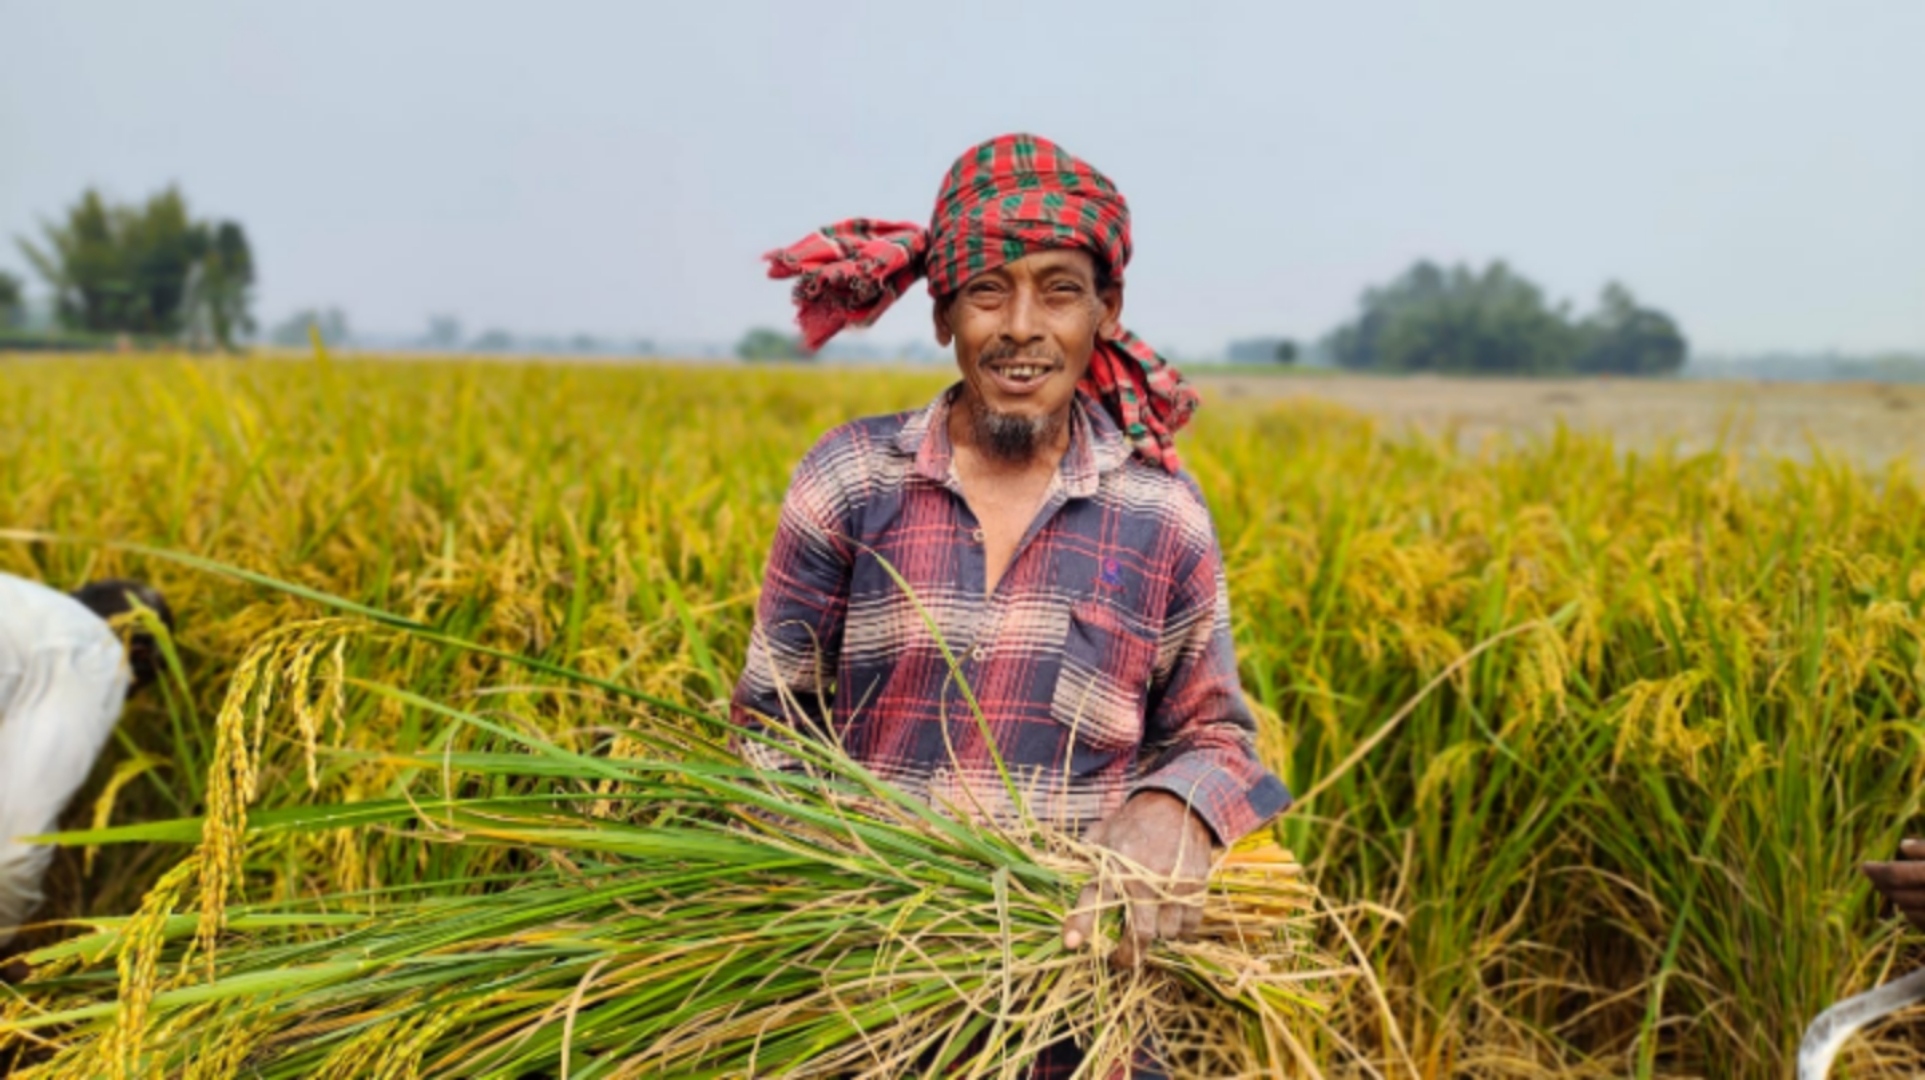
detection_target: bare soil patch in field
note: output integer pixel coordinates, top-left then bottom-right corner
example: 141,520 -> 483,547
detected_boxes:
1196,373 -> 1925,463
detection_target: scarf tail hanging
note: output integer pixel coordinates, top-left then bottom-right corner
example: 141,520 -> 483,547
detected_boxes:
764,219 -> 931,352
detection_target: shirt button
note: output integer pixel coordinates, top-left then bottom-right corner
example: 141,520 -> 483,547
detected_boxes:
970,527 -> 984,544
971,645 -> 987,663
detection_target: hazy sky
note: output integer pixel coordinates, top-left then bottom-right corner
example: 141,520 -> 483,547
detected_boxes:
4,1 -> 1921,355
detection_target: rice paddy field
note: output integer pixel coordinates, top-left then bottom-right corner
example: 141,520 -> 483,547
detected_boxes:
5,353 -> 1925,1076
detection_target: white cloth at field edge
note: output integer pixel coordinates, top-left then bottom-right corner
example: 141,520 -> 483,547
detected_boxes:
0,572 -> 130,948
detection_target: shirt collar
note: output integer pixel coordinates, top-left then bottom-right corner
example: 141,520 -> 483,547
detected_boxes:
891,384 -> 1131,499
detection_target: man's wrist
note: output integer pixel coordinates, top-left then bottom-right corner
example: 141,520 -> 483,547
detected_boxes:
1128,783 -> 1225,848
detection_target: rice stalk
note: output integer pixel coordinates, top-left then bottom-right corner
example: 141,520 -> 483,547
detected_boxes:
8,356 -> 1925,1073
9,686 -> 1360,1078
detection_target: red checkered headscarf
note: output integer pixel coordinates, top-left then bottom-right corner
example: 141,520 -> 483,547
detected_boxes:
764,133 -> 1200,473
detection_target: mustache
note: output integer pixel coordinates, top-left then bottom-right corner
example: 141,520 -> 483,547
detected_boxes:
977,342 -> 1066,367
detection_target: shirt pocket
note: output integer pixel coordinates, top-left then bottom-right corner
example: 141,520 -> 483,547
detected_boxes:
1051,600 -> 1158,752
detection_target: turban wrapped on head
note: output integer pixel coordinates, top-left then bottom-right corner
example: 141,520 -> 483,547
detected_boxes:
764,134 -> 1200,473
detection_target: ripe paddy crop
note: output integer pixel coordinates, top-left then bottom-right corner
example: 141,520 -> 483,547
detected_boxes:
3,354 -> 1925,1076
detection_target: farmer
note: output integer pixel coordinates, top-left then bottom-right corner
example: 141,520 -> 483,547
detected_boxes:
0,572 -> 174,977
735,134 -> 1291,1069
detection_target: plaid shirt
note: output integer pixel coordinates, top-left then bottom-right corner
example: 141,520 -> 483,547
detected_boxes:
731,386 -> 1290,845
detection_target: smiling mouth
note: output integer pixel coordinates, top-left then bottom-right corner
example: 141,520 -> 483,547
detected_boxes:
986,361 -> 1058,386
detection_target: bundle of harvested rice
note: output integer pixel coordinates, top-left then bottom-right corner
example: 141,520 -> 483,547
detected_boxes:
0,549 -> 1379,1077
4,712 -> 1352,1078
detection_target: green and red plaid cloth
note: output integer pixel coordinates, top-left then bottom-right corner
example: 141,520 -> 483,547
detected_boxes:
765,133 -> 1200,473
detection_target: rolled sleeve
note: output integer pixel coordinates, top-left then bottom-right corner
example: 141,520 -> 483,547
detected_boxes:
1132,533 -> 1290,846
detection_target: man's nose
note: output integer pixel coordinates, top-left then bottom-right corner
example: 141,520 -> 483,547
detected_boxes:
1001,284 -> 1045,346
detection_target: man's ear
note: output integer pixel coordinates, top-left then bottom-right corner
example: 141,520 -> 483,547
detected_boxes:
1098,283 -> 1124,339
932,297 -> 954,348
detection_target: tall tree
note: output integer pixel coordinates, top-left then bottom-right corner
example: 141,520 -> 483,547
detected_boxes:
0,271 -> 21,329
184,221 -> 257,350
18,186 -> 255,345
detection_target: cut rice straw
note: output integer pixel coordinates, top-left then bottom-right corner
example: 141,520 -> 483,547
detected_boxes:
0,545 -> 1398,1078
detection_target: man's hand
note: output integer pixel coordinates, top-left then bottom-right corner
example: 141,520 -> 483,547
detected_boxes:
1063,790 -> 1215,969
1864,838 -> 1925,932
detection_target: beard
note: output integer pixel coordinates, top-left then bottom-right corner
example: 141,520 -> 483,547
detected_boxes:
966,390 -> 1065,462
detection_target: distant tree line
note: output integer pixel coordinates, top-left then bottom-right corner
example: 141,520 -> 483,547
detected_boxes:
733,327 -> 957,364
13,187 -> 256,350
6,185 -> 1685,377
271,308 -> 352,348
1224,260 -> 1687,376
1325,260 -> 1686,376
430,318 -> 656,356
1225,337 -> 1300,365
737,327 -> 804,361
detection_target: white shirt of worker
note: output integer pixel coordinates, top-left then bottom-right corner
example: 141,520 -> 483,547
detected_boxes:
0,572 -> 131,948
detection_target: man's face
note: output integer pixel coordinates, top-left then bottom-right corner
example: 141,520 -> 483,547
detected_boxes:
937,249 -> 1121,458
